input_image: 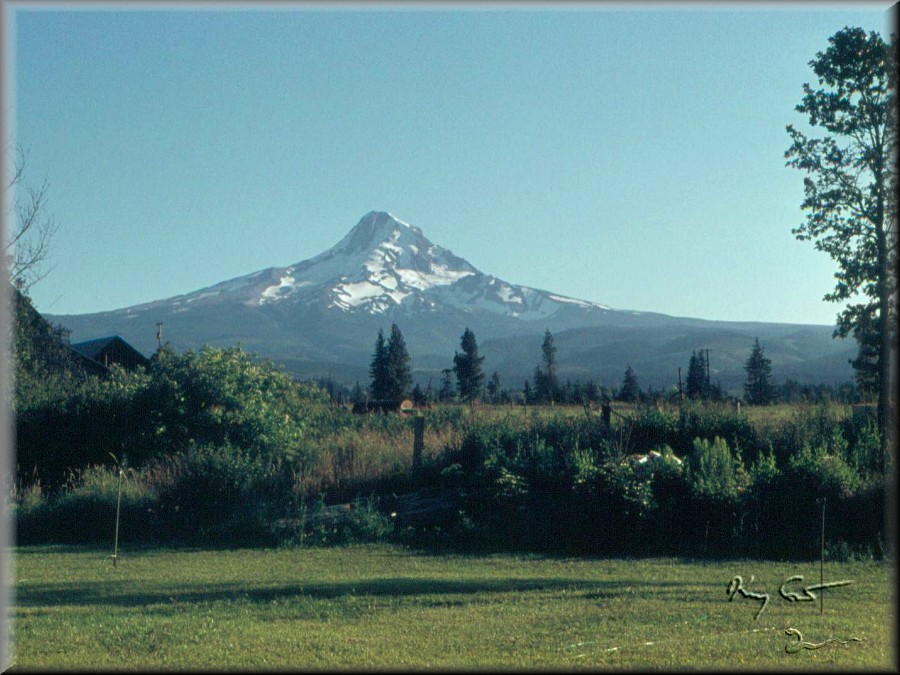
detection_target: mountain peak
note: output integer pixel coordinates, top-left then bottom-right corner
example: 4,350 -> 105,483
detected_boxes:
336,211 -> 417,255
107,211 -> 604,320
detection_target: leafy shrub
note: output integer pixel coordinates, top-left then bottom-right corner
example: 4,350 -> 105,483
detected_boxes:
842,418 -> 885,477
147,445 -> 297,547
749,443 -> 864,559
15,365 -> 152,487
15,346 -> 329,487
644,447 -> 692,554
627,405 -> 679,455
16,465 -> 157,545
787,443 -> 861,497
279,497 -> 394,547
142,346 -> 322,464
681,437 -> 747,556
686,436 -> 745,500
770,402 -> 849,468
676,404 -> 764,465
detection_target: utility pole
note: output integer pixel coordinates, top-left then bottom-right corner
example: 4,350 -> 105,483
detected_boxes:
156,322 -> 163,351
677,367 -> 684,403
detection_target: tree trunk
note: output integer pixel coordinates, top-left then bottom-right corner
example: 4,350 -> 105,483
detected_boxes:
875,158 -> 895,465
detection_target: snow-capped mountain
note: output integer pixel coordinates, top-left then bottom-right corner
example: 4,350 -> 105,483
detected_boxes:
49,211 -> 855,390
132,211 -> 609,321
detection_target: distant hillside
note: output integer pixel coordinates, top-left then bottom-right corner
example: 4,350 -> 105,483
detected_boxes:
48,211 -> 856,393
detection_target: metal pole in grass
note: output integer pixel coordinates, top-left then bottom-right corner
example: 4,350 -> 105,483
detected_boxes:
112,467 -> 123,567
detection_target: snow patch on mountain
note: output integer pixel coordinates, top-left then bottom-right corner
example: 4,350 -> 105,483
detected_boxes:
255,211 -> 480,312
111,211 -> 613,323
548,294 -> 610,310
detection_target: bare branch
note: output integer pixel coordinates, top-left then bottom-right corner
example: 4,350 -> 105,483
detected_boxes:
4,145 -> 57,291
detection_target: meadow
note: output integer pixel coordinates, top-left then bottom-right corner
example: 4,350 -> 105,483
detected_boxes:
9,544 -> 894,670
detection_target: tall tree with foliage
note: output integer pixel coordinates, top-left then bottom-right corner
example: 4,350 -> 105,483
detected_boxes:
369,328 -> 390,400
439,368 -> 454,403
486,371 -> 501,403
11,287 -> 90,411
849,305 -> 880,401
743,338 -> 775,405
453,327 -> 485,403
536,329 -> 559,404
411,382 -> 426,407
619,364 -> 640,403
686,350 -> 709,400
385,323 -> 412,401
785,26 -> 897,445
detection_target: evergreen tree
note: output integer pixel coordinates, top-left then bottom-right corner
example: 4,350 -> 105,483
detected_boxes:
686,350 -> 709,400
743,338 -> 775,405
439,368 -> 455,403
369,328 -> 390,400
534,329 -> 558,403
453,327 -> 485,403
486,371 -> 501,403
532,365 -> 547,403
619,364 -> 640,402
351,381 -> 366,405
562,379 -> 575,404
411,382 -> 426,407
385,323 -> 412,401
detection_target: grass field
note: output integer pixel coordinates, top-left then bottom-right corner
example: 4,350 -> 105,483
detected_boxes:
8,544 -> 895,670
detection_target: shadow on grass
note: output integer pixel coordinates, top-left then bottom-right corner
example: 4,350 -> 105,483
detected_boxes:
16,576 -> 701,610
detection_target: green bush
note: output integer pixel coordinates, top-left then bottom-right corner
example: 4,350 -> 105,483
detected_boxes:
16,465 -> 157,545
646,448 -> 692,554
142,346 -> 322,464
770,402 -> 849,467
147,445 -> 297,547
842,418 -> 885,477
16,346 -> 329,489
748,443 -> 865,559
279,497 -> 394,547
15,365 -> 151,487
686,436 -> 745,500
676,404 -> 764,465
627,405 -> 679,455
681,437 -> 747,556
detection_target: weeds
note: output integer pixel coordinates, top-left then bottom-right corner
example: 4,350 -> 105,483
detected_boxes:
13,401 -> 889,559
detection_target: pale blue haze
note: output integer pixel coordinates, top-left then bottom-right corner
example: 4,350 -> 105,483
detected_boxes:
6,3 -> 893,325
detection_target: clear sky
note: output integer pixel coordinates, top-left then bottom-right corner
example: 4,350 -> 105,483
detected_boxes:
4,1 -> 894,325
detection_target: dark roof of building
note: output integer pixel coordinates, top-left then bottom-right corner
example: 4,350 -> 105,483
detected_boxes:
68,347 -> 110,376
70,335 -> 136,360
70,336 -> 150,373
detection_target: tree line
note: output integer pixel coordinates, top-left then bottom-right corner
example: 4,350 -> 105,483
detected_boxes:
356,323 -> 797,407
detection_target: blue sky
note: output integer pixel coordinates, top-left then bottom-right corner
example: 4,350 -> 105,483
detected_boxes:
5,2 -> 893,325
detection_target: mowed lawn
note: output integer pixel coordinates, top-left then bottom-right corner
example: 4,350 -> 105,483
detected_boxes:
8,544 -> 895,670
